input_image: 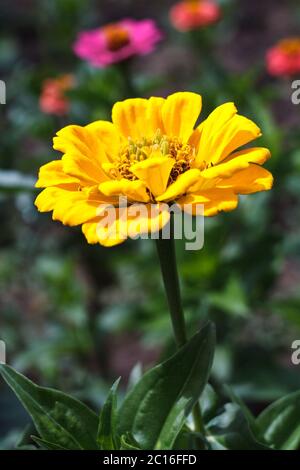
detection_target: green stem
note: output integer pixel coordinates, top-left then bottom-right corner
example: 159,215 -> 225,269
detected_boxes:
155,227 -> 187,349
155,215 -> 205,439
119,60 -> 136,98
191,399 -> 205,436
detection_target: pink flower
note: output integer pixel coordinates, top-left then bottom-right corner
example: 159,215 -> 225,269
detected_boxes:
73,19 -> 163,68
39,75 -> 74,116
266,38 -> 300,77
170,0 -> 221,32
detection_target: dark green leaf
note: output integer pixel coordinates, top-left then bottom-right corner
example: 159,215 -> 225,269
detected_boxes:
256,391 -> 300,450
224,386 -> 258,434
127,363 -> 143,392
201,384 -> 220,422
0,364 -> 99,450
16,423 -> 36,449
173,425 -> 203,450
207,403 -> 270,450
117,322 -> 215,450
97,378 -> 120,450
120,433 -> 141,450
31,436 -> 67,450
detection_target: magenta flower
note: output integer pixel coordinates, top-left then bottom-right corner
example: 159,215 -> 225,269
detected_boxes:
73,19 -> 163,68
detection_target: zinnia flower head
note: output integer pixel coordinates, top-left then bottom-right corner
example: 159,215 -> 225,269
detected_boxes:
73,19 -> 162,68
266,38 -> 300,77
170,0 -> 221,32
39,75 -> 74,116
35,92 -> 273,247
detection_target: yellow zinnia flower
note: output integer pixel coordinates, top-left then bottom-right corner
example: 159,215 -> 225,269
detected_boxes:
35,92 -> 273,247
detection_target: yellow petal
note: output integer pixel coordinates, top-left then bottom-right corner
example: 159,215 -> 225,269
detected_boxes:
188,120 -> 204,153
218,164 -> 274,194
112,97 -> 165,140
54,125 -> 105,163
130,156 -> 174,197
201,147 -> 271,179
194,103 -> 237,167
177,188 -> 238,216
99,179 -> 150,203
112,98 -> 148,140
35,160 -> 80,188
62,153 -> 108,186
82,211 -> 126,247
85,120 -> 123,161
82,203 -> 170,247
215,115 -> 262,162
53,124 -> 110,185
223,146 -> 271,166
126,203 -> 170,238
162,92 -> 202,142
147,97 -> 165,136
35,186 -> 114,226
156,169 -> 202,202
195,103 -> 261,166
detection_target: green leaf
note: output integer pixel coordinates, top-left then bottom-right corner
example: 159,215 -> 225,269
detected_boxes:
120,433 -> 141,450
127,363 -> 143,391
224,386 -> 258,434
256,391 -> 300,450
173,425 -> 202,450
200,384 -> 219,422
207,403 -> 270,450
97,378 -> 120,450
117,322 -> 215,450
15,424 -> 36,449
31,436 -> 67,450
0,364 -> 99,450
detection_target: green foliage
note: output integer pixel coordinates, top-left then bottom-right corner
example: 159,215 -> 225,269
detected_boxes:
3,357 -> 300,450
0,324 -> 215,450
206,403 -> 269,450
117,323 -> 215,450
0,364 -> 99,450
97,378 -> 120,450
257,391 -> 300,450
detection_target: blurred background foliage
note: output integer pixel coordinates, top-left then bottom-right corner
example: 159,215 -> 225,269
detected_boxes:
0,0 -> 300,449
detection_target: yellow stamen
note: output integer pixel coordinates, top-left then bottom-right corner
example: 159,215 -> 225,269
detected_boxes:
106,129 -> 197,186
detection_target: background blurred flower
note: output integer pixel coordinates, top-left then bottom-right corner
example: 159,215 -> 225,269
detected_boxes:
266,38 -> 300,77
39,74 -> 75,116
170,0 -> 221,32
73,19 -> 162,68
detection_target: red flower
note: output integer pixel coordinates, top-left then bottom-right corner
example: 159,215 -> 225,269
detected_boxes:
39,75 -> 74,116
170,0 -> 221,32
266,38 -> 300,77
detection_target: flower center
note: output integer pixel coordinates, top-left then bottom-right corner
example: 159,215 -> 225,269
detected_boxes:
279,38 -> 300,55
108,129 -> 196,185
184,1 -> 201,14
102,24 -> 130,52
